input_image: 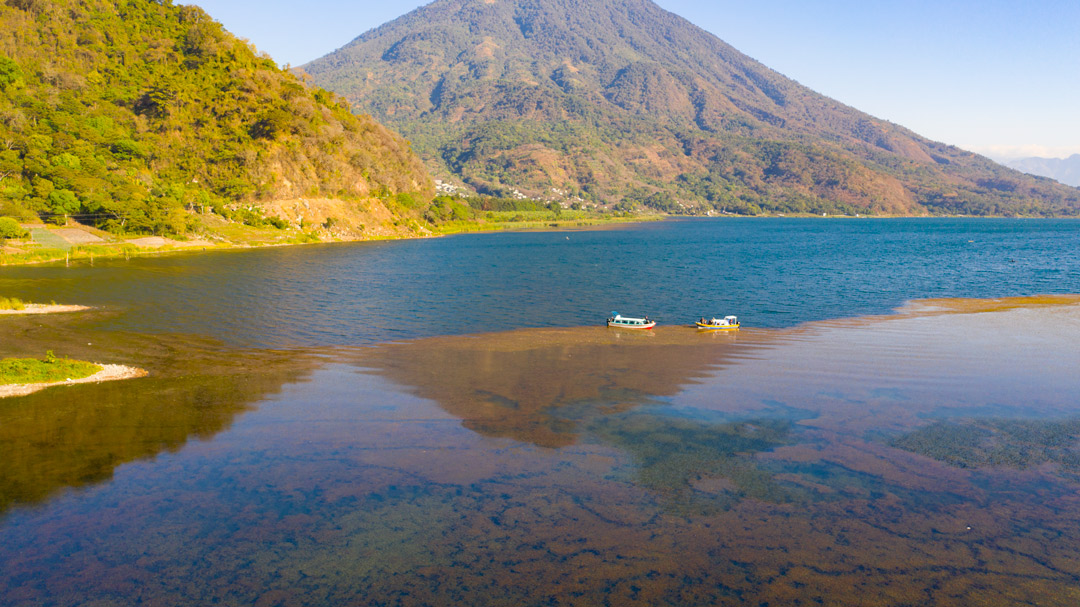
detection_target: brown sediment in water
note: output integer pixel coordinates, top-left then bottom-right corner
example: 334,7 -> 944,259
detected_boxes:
0,364 -> 147,398
768,293 -> 1080,334
894,293 -> 1080,317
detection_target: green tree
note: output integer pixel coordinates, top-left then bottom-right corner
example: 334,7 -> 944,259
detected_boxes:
5,0 -> 46,14
0,56 -> 23,90
0,150 -> 21,183
250,109 -> 291,140
47,189 -> 80,216
133,87 -> 176,120
110,140 -> 145,160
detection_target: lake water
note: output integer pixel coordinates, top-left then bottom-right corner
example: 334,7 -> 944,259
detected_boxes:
2,218 -> 1078,346
2,218 -> 1080,606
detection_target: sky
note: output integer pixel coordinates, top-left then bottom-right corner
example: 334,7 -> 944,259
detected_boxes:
189,0 -> 1080,161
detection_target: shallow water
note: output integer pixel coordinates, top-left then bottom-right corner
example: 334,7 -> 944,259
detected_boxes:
2,298 -> 1080,605
3,220 -> 1080,605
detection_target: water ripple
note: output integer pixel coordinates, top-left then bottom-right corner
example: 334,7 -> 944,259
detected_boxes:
2,218 -> 1079,347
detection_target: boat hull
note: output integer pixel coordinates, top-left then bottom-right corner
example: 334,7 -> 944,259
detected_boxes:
695,322 -> 739,330
608,321 -> 656,329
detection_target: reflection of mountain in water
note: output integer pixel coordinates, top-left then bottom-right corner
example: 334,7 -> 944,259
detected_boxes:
357,326 -> 820,510
0,314 -> 319,515
359,327 -> 764,448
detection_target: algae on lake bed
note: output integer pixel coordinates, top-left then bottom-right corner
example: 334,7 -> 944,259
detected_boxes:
892,418 -> 1080,471
587,410 -> 809,514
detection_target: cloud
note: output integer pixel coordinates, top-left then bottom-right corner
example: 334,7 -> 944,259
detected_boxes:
960,144 -> 1080,161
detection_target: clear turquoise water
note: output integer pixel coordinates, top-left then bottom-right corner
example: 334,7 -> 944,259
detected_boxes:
3,218 -> 1079,346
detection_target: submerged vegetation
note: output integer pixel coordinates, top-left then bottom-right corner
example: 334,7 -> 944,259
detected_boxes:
589,410 -> 803,514
892,418 -> 1080,471
0,351 -> 101,385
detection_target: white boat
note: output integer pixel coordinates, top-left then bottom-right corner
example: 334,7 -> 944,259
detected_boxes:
696,315 -> 739,330
607,313 -> 656,329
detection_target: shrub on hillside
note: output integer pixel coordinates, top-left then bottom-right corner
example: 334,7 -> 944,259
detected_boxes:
0,216 -> 28,240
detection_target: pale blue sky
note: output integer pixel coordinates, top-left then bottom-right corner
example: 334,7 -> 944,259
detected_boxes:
190,0 -> 1080,160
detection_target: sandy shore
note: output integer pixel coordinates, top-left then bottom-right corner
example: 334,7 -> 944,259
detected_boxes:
0,364 -> 147,398
0,304 -> 91,315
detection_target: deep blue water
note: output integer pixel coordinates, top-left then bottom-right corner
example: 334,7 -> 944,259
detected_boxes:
2,218 -> 1079,346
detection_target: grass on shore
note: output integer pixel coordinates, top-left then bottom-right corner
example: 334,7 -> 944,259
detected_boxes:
0,242 -> 226,266
1,244 -> 138,266
0,352 -> 103,386
433,210 -> 664,234
0,211 -> 663,265
0,296 -> 59,310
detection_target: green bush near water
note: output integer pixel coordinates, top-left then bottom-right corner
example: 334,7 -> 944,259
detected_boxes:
0,351 -> 102,386
0,296 -> 26,310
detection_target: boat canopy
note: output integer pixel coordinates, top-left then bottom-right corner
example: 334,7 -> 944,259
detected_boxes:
608,313 -> 655,328
699,315 -> 739,327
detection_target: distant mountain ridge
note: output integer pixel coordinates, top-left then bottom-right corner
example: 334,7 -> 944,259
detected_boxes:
1006,155 -> 1080,188
303,0 -> 1080,216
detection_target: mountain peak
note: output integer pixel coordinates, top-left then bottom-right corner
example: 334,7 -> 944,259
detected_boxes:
304,0 -> 1080,216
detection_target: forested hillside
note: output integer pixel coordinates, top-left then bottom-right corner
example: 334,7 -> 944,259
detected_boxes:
0,0 -> 432,237
304,0 -> 1080,216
